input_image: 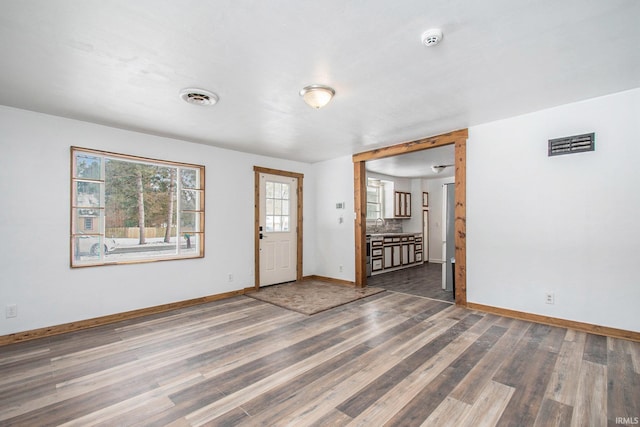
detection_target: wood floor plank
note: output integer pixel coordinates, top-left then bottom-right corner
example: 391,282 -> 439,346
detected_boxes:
583,333 -> 608,365
458,380 -> 515,427
544,331 -> 586,406
449,316 -> 529,405
533,398 -> 573,427
419,396 -> 471,427
494,324 -> 566,427
571,360 -> 607,427
607,338 -> 640,425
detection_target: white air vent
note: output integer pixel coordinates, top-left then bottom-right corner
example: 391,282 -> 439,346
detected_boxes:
179,88 -> 219,106
548,133 -> 595,156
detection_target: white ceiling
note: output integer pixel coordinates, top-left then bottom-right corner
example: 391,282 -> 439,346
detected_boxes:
1,1 -> 639,164
366,144 -> 454,178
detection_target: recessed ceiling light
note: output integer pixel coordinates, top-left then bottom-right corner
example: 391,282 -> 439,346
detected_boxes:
179,88 -> 219,106
421,29 -> 443,47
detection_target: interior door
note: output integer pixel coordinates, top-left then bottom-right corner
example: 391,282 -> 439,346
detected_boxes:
259,173 -> 298,286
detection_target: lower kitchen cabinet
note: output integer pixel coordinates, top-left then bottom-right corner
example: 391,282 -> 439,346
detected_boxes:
370,233 -> 423,276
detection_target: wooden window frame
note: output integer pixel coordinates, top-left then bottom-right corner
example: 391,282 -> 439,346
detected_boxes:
70,146 -> 205,267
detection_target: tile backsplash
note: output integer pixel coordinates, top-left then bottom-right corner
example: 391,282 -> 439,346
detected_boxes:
366,218 -> 403,234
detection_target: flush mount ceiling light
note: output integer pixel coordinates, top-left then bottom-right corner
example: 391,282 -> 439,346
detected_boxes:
432,164 -> 453,173
179,88 -> 219,106
299,84 -> 335,109
421,29 -> 443,47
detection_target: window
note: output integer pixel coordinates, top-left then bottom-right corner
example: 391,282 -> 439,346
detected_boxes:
366,178 -> 382,219
71,147 -> 205,267
265,181 -> 290,232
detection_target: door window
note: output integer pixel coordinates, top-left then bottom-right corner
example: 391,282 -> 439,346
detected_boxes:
265,181 -> 290,232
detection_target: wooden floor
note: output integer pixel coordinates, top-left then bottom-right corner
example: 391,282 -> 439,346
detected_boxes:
369,261 -> 454,303
1,292 -> 639,426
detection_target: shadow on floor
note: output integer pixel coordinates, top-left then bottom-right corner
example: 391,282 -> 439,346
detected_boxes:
368,262 -> 454,303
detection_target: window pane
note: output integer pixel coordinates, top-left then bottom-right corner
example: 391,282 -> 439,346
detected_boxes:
266,215 -> 274,231
274,182 -> 282,199
273,215 -> 281,231
180,189 -> 198,211
181,169 -> 198,189
73,208 -> 103,234
281,183 -> 290,199
274,199 -> 282,215
75,154 -> 101,180
181,233 -> 200,254
282,216 -> 290,232
266,182 -> 274,198
180,212 -> 199,232
75,181 -> 101,207
282,200 -> 289,215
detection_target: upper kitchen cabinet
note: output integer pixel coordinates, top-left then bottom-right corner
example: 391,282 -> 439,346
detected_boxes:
394,191 -> 411,217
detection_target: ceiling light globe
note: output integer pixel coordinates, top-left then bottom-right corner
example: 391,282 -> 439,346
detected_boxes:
300,85 -> 335,109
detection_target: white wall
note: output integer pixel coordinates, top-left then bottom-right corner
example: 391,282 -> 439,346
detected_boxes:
467,88 -> 640,332
312,156 -> 355,281
0,106 -> 316,335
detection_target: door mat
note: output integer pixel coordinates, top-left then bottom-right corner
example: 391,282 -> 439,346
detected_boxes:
246,280 -> 385,315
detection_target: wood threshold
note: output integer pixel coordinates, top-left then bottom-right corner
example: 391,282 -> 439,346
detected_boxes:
0,289 -> 245,347
467,302 -> 640,342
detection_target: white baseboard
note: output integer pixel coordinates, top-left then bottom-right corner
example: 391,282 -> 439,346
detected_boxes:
428,259 -> 445,264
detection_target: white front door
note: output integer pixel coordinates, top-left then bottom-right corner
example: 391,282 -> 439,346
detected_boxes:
259,173 -> 298,286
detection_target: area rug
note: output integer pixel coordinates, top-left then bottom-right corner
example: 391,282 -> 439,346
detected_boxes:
246,280 -> 385,315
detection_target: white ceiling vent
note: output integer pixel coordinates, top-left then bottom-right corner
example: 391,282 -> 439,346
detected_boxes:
548,133 -> 595,156
422,29 -> 443,47
179,88 -> 219,106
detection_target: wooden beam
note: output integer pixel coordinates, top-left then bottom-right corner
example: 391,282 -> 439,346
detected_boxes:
354,161 -> 367,288
352,129 -> 469,162
454,138 -> 467,306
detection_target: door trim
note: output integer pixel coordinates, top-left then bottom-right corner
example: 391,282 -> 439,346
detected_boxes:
253,166 -> 304,289
352,128 -> 468,306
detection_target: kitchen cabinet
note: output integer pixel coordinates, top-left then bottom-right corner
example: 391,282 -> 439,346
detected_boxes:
394,191 -> 411,217
370,233 -> 423,276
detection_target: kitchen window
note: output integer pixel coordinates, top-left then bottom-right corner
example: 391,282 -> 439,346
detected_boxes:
71,147 -> 205,267
367,178 -> 382,219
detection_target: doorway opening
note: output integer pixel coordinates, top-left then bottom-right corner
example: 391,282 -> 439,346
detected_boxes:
352,129 -> 468,306
253,166 -> 304,289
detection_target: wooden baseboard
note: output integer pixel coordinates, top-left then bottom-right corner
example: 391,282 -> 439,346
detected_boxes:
467,302 -> 640,342
0,289 -> 246,347
302,275 -> 356,287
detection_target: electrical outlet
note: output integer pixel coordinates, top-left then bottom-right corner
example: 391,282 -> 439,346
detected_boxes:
339,265 -> 343,273
6,304 -> 17,318
544,292 -> 555,305
227,273 -> 233,282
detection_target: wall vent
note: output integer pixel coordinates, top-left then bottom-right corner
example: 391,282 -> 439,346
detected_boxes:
548,133 -> 595,157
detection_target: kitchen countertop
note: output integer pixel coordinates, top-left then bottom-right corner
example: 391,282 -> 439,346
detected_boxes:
367,232 -> 422,237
